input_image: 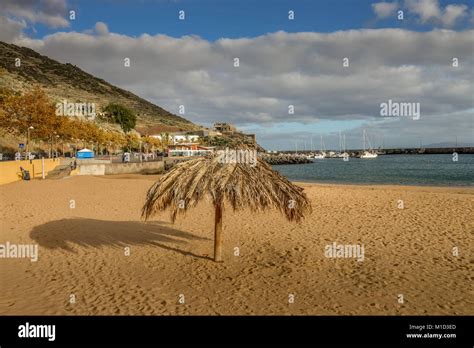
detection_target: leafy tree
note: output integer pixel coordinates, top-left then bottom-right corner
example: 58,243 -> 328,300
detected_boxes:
0,85 -> 137,155
124,133 -> 141,152
0,86 -> 58,139
143,136 -> 162,152
103,103 -> 136,133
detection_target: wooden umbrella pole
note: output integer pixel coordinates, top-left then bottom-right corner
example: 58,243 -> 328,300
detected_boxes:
214,201 -> 223,262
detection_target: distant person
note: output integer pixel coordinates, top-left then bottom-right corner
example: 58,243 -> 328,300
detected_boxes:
19,166 -> 30,180
124,152 -> 131,163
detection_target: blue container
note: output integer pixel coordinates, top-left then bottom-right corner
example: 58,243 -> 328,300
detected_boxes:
77,149 -> 94,159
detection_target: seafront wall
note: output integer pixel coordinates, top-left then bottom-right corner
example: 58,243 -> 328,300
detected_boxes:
3,157 -> 190,183
260,153 -> 312,165
0,158 -> 61,185
73,161 -> 165,176
104,161 -> 164,175
75,163 -> 106,176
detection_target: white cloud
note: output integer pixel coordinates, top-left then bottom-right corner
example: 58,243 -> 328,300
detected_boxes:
404,0 -> 469,27
0,16 -> 27,42
0,0 -> 70,43
94,22 -> 109,36
441,4 -> 468,27
1,0 -> 69,28
372,2 -> 399,19
405,0 -> 442,23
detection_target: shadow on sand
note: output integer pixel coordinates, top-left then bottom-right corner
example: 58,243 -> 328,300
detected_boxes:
30,218 -> 211,260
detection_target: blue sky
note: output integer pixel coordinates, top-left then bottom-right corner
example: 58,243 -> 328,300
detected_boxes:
32,0 -> 473,40
2,0 -> 473,150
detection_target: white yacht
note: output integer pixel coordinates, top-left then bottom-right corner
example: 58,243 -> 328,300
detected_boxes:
339,133 -> 349,159
360,130 -> 378,159
314,135 -> 327,159
360,151 -> 378,159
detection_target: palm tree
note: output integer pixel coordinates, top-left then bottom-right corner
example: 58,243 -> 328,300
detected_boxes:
142,153 -> 311,262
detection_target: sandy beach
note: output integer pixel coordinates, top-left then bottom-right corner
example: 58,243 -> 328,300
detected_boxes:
0,175 -> 472,315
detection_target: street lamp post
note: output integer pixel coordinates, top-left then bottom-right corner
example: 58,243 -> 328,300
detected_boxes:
55,135 -> 60,158
139,140 -> 143,162
73,138 -> 78,157
26,126 -> 34,157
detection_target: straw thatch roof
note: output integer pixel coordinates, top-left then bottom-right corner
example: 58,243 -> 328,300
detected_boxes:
142,154 -> 311,222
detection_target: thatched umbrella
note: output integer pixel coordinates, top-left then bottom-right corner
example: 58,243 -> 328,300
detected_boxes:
142,154 -> 311,262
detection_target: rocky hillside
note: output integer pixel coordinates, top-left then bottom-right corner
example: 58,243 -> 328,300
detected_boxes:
0,41 -> 197,131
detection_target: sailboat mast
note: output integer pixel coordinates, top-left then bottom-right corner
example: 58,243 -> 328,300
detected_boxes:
339,131 -> 341,152
363,130 -> 366,151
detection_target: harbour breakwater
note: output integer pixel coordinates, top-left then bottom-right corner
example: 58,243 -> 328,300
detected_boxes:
259,153 -> 312,165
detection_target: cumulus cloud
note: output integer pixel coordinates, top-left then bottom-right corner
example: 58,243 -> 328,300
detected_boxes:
405,0 -> 442,23
441,4 -> 468,27
0,16 -> 27,42
1,0 -> 69,28
372,2 -> 399,19
0,0 -> 69,42
404,0 -> 469,27
94,22 -> 109,36
372,1 -> 471,28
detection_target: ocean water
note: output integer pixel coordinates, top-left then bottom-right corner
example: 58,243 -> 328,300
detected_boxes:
272,154 -> 474,186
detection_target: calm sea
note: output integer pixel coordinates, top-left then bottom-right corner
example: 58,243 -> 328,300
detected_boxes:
272,154 -> 474,186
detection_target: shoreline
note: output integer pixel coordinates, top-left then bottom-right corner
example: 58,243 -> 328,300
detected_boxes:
2,173 -> 473,192
101,174 -> 474,192
294,181 -> 474,191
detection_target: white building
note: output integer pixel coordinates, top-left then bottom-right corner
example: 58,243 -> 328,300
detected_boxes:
150,133 -> 199,144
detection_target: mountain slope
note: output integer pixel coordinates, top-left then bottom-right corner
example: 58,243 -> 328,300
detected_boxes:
0,41 -> 197,131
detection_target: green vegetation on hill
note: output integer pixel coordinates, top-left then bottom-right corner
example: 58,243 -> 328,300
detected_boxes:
103,103 -> 137,133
